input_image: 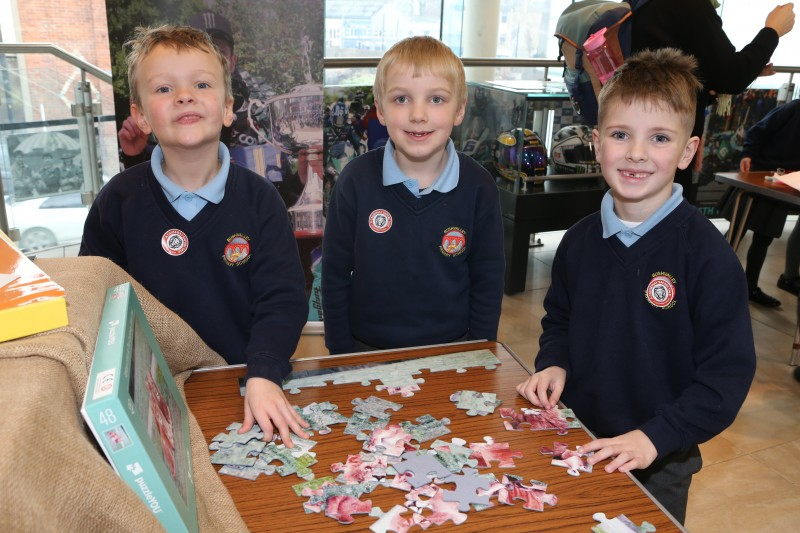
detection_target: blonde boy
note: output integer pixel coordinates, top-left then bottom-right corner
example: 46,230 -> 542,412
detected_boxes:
322,36 -> 504,354
81,25 -> 309,445
517,49 -> 756,523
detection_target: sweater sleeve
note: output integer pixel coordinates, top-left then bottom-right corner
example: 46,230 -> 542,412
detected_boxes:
465,164 -> 505,341
638,234 -> 756,457
78,174 -> 130,268
321,168 -> 358,354
244,186 -> 308,385
534,230 -> 576,376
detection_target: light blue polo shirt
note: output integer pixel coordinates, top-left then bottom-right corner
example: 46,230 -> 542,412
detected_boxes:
383,139 -> 460,197
601,184 -> 684,247
151,142 -> 230,221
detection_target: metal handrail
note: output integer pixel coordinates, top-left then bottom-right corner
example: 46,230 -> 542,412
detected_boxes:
324,57 -> 563,69
0,43 -> 112,84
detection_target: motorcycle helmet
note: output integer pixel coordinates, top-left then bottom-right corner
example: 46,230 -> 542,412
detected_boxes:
494,128 -> 547,181
550,125 -> 601,174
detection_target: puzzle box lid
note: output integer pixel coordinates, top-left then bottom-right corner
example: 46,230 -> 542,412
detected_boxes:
0,229 -> 67,342
81,282 -> 198,533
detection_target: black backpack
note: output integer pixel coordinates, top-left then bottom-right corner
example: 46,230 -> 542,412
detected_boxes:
555,0 -> 651,126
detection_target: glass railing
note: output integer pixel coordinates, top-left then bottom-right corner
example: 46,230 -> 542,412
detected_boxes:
0,43 -> 117,257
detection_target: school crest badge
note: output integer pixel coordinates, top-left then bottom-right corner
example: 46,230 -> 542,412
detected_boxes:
645,272 -> 676,309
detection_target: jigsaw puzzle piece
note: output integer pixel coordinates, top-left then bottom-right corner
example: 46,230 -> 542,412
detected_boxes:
275,433 -> 318,458
295,401 -> 348,434
540,441 -> 592,476
400,414 -> 451,443
450,390 -> 502,416
303,481 -> 378,514
323,495 -> 374,524
218,464 -> 268,480
393,451 -> 453,489
404,484 -> 468,526
591,512 -> 656,533
468,436 -> 523,468
363,424 -> 416,457
209,422 -> 264,449
430,438 -> 479,472
209,439 -> 266,466
258,442 -> 318,479
490,474 -> 558,511
292,476 -> 337,497
352,396 -> 403,418
440,467 -> 493,511
499,407 -> 581,435
344,412 -> 391,440
369,504 -> 426,533
331,452 -> 389,485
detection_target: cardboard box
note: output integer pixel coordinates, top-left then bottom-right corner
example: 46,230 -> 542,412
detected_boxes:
0,230 -> 68,342
81,282 -> 198,533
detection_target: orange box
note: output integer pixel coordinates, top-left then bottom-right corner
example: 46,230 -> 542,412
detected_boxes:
0,230 -> 68,342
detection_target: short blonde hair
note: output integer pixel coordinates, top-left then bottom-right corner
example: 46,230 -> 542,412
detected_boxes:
125,24 -> 232,107
597,48 -> 701,133
373,36 -> 466,106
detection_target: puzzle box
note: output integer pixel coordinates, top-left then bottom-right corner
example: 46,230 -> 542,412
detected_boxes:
81,282 -> 198,533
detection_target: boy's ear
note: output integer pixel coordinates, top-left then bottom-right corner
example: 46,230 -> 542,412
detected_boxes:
453,97 -> 467,127
222,96 -> 235,128
375,101 -> 386,126
677,135 -> 701,170
130,103 -> 152,135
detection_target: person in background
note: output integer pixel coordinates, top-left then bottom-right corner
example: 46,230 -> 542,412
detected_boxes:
631,0 -> 795,204
516,49 -> 756,524
723,99 -> 800,307
80,25 -> 309,446
321,36 -> 504,355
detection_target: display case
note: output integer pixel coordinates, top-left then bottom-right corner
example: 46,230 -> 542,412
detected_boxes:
452,81 -> 607,294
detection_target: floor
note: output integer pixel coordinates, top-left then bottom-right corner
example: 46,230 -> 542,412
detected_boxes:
294,217 -> 800,532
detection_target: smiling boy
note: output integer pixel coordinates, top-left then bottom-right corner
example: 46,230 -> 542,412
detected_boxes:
321,36 -> 504,354
516,49 -> 756,524
80,25 -> 309,446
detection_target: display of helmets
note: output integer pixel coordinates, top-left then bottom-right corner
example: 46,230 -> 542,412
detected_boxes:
550,125 -> 601,174
494,128 -> 547,181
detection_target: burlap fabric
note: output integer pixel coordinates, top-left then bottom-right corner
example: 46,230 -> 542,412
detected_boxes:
0,256 -> 249,532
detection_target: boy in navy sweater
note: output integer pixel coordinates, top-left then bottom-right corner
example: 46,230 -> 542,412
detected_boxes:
321,36 -> 504,354
517,49 -> 756,523
80,25 -> 309,446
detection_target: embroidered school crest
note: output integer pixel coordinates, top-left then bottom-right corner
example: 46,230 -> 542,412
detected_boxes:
161,229 -> 188,256
223,234 -> 252,266
368,209 -> 392,233
645,272 -> 676,309
440,227 -> 467,257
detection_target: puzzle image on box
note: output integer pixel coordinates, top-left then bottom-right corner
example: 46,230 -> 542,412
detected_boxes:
541,441 -> 592,476
450,390 -> 502,416
499,406 -> 581,435
592,512 -> 656,533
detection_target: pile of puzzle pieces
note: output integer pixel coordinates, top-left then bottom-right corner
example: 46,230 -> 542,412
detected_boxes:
207,393 -> 581,530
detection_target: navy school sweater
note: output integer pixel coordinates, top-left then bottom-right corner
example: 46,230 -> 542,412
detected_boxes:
321,147 -> 505,354
79,162 -> 308,385
536,200 -> 756,458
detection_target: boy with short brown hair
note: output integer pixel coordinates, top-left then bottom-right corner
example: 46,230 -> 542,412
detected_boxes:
322,36 -> 504,354
517,48 -> 756,523
80,25 -> 309,445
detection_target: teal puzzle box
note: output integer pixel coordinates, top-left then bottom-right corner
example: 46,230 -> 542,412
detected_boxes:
81,282 -> 198,533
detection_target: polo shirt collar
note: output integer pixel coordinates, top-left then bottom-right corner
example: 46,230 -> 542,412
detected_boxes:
382,139 -> 460,196
151,142 -> 230,204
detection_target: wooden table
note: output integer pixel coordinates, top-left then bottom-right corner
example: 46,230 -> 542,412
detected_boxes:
499,175 -> 606,294
185,341 -> 683,532
714,171 -> 800,252
715,171 -> 800,366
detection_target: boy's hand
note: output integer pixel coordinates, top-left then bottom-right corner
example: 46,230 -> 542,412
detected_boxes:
515,366 -> 566,409
240,377 -> 310,448
580,429 -> 658,473
740,157 -> 752,172
117,116 -> 149,156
